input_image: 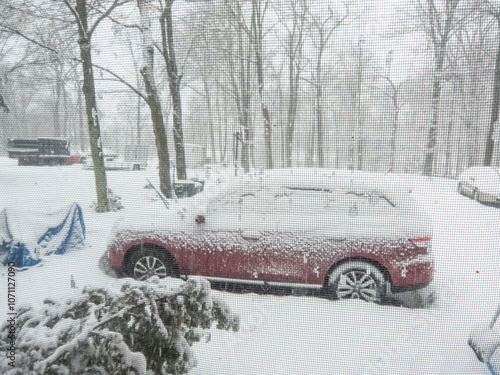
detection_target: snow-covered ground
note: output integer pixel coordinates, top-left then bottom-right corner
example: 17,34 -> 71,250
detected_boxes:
0,157 -> 498,374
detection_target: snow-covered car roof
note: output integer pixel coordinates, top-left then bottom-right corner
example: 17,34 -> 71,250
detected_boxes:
109,168 -> 428,239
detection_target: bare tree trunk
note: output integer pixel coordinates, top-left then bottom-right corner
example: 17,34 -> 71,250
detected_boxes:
138,0 -> 172,197
356,40 -> 364,171
380,75 -> 405,172
215,93 -> 226,163
335,122 -> 340,169
62,81 -> 69,138
286,56 -> 299,168
221,104 -> 228,163
54,74 -> 62,137
316,63 -> 324,167
203,79 -> 217,163
160,0 -> 186,180
307,4 -> 349,167
421,0 -> 460,175
485,19 -> 500,166
390,107 -> 399,171
251,0 -> 272,169
75,0 -> 108,212
285,43 -> 302,168
278,85 -> 285,168
283,0 -> 305,168
77,80 -> 85,152
445,119 -> 453,176
235,29 -> 251,173
136,93 -> 142,145
423,71 -> 442,175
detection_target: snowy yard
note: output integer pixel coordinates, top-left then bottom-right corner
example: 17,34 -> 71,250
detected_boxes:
0,156 -> 499,374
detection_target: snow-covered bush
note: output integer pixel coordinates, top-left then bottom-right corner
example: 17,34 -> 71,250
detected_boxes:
0,277 -> 239,375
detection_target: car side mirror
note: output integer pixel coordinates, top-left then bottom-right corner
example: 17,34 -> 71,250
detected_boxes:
195,215 -> 205,224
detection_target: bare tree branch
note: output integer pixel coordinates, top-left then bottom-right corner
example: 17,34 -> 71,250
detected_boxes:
0,23 -> 59,54
88,0 -> 132,37
1,21 -> 146,100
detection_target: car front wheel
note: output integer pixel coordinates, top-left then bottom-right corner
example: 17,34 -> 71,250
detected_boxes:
126,246 -> 177,281
327,261 -> 386,303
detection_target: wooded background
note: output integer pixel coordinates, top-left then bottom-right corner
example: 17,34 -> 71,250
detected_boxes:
1,0 -> 499,209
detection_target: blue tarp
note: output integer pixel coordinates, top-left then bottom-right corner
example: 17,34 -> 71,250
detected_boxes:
0,203 -> 85,268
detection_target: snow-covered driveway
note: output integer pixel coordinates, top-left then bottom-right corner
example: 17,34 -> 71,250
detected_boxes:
0,157 -> 498,374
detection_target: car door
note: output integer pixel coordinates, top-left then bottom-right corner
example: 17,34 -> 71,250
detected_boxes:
192,187 -> 272,281
252,186 -> 337,284
194,185 -> 310,284
186,191 -> 244,279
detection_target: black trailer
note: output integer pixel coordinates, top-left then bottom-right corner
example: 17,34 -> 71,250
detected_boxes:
7,138 -> 71,166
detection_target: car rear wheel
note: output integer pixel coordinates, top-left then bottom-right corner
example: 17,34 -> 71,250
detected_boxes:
126,246 -> 177,281
327,261 -> 386,303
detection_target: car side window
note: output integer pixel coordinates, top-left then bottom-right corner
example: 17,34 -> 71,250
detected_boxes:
205,188 -> 272,230
341,191 -> 395,218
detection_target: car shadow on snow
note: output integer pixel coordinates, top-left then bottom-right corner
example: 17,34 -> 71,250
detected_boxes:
208,280 -> 435,309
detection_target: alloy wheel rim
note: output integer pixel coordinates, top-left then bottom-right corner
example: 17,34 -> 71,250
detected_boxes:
337,270 -> 379,302
134,256 -> 168,281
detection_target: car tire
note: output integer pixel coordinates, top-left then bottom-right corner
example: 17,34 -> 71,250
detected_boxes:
327,261 -> 386,303
126,245 -> 177,281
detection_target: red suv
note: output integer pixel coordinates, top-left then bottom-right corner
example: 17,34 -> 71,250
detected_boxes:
108,169 -> 433,303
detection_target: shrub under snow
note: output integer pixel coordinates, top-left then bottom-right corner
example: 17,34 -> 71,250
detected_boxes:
0,277 -> 239,375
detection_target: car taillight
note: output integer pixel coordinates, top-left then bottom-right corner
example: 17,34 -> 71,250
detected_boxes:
409,237 -> 432,254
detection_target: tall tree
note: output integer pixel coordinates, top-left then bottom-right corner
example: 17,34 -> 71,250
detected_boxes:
251,0 -> 273,169
416,0 -> 461,175
453,4 -> 492,170
483,0 -> 500,166
376,51 -> 407,171
137,0 -> 172,197
225,0 -> 253,173
353,36 -> 369,170
278,0 -> 306,168
159,0 -> 186,180
306,2 -> 348,167
70,0 -> 131,212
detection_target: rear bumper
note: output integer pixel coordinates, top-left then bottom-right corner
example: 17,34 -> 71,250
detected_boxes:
390,254 -> 434,289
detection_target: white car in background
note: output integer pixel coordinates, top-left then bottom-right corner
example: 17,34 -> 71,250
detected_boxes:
458,166 -> 500,204
84,153 -> 146,171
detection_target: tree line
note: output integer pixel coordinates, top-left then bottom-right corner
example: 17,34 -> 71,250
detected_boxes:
1,0 -> 500,212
